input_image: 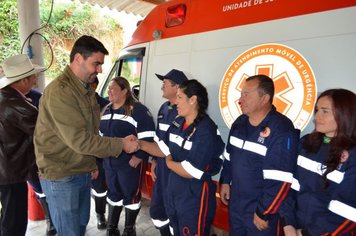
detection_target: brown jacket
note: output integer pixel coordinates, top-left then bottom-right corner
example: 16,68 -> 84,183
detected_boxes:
34,66 -> 122,180
0,86 -> 38,184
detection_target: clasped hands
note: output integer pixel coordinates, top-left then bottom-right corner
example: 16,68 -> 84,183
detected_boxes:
122,134 -> 140,153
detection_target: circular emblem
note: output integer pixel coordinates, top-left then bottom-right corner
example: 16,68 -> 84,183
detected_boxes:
260,127 -> 271,138
219,44 -> 317,130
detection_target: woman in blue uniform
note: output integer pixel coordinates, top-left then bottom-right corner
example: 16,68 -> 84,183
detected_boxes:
290,89 -> 356,235
101,76 -> 155,236
140,79 -> 225,236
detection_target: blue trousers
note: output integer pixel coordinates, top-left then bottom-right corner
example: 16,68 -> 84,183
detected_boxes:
150,158 -> 170,229
40,174 -> 91,236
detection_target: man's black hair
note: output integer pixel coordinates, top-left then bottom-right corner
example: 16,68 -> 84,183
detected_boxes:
70,35 -> 109,62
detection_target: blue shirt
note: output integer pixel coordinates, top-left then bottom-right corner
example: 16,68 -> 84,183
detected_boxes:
100,102 -> 155,167
292,135 -> 356,234
220,106 -> 300,220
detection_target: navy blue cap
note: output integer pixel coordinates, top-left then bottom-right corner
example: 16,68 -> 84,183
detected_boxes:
155,69 -> 188,85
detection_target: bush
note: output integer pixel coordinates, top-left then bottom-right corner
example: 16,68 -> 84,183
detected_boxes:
0,0 -> 123,82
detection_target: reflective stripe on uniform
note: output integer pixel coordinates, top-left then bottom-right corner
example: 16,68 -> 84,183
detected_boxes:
157,140 -> 170,156
329,200 -> 356,222
169,133 -> 192,150
297,155 -> 344,183
243,141 -> 267,156
151,218 -> 170,227
125,202 -> 141,210
91,189 -> 107,197
230,136 -> 267,156
263,169 -> 293,183
159,123 -> 170,131
101,113 -> 138,127
107,198 -> 123,206
181,160 -> 204,179
291,177 -> 300,191
138,131 -> 155,139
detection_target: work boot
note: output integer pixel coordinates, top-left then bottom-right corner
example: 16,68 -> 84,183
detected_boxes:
38,197 -> 57,236
106,205 -> 122,236
122,208 -> 140,236
95,196 -> 107,230
159,225 -> 171,236
97,213 -> 107,230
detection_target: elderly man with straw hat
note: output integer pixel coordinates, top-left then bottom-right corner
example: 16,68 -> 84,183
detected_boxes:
0,54 -> 44,236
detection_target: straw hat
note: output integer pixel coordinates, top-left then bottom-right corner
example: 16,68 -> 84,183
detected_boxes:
0,54 -> 45,89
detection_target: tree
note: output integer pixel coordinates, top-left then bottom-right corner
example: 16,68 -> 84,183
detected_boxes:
0,0 -> 20,62
0,0 -> 124,81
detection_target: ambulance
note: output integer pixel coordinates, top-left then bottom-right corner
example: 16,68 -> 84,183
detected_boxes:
99,0 -> 356,231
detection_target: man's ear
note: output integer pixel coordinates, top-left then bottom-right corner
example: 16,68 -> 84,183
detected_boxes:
74,53 -> 83,63
262,94 -> 271,105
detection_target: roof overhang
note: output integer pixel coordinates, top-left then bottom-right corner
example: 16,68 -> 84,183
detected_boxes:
76,0 -> 167,16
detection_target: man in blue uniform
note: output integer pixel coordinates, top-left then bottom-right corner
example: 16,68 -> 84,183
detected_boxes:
150,69 -> 188,235
220,74 -> 299,236
89,76 -> 110,230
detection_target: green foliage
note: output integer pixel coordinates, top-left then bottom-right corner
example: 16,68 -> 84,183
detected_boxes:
0,0 -> 20,62
40,0 -> 123,81
0,0 -> 123,82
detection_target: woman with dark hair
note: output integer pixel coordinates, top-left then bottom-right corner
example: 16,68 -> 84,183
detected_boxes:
140,79 -> 225,236
100,76 -> 155,236
291,88 -> 356,235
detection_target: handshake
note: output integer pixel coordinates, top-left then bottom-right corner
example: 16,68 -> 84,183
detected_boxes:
122,134 -> 140,153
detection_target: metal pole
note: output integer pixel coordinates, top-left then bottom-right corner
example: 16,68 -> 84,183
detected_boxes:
17,0 -> 45,91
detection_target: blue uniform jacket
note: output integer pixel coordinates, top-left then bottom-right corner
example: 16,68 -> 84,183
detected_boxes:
220,106 -> 299,221
160,115 -> 225,182
156,101 -> 178,141
100,102 -> 155,167
153,101 -> 178,162
292,135 -> 356,235
153,101 -> 178,190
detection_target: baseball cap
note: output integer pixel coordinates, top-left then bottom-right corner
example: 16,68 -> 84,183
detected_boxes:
155,69 -> 188,85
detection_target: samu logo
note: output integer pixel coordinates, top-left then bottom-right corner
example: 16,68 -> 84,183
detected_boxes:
219,44 -> 317,131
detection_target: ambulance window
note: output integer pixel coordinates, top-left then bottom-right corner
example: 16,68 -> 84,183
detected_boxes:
99,57 -> 142,99
99,48 -> 145,100
100,61 -> 119,98
119,57 -> 143,100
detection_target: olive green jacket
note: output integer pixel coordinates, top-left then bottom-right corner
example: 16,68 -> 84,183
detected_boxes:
34,66 -> 122,180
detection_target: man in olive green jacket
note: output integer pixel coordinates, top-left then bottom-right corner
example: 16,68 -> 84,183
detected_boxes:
34,35 -> 138,236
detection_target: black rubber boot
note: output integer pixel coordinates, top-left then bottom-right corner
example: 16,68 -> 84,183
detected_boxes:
38,197 -> 57,236
106,205 -> 122,236
95,196 -> 107,230
159,225 -> 171,236
122,208 -> 140,236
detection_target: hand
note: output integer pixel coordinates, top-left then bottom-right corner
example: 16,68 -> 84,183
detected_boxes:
150,159 -> 157,181
220,184 -> 230,205
123,135 -> 139,153
253,212 -> 269,231
91,170 -> 99,180
129,155 -> 142,168
284,225 -> 297,236
296,229 -> 303,236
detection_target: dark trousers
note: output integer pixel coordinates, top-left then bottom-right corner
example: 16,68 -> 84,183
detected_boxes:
0,182 -> 28,236
91,159 -> 107,195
